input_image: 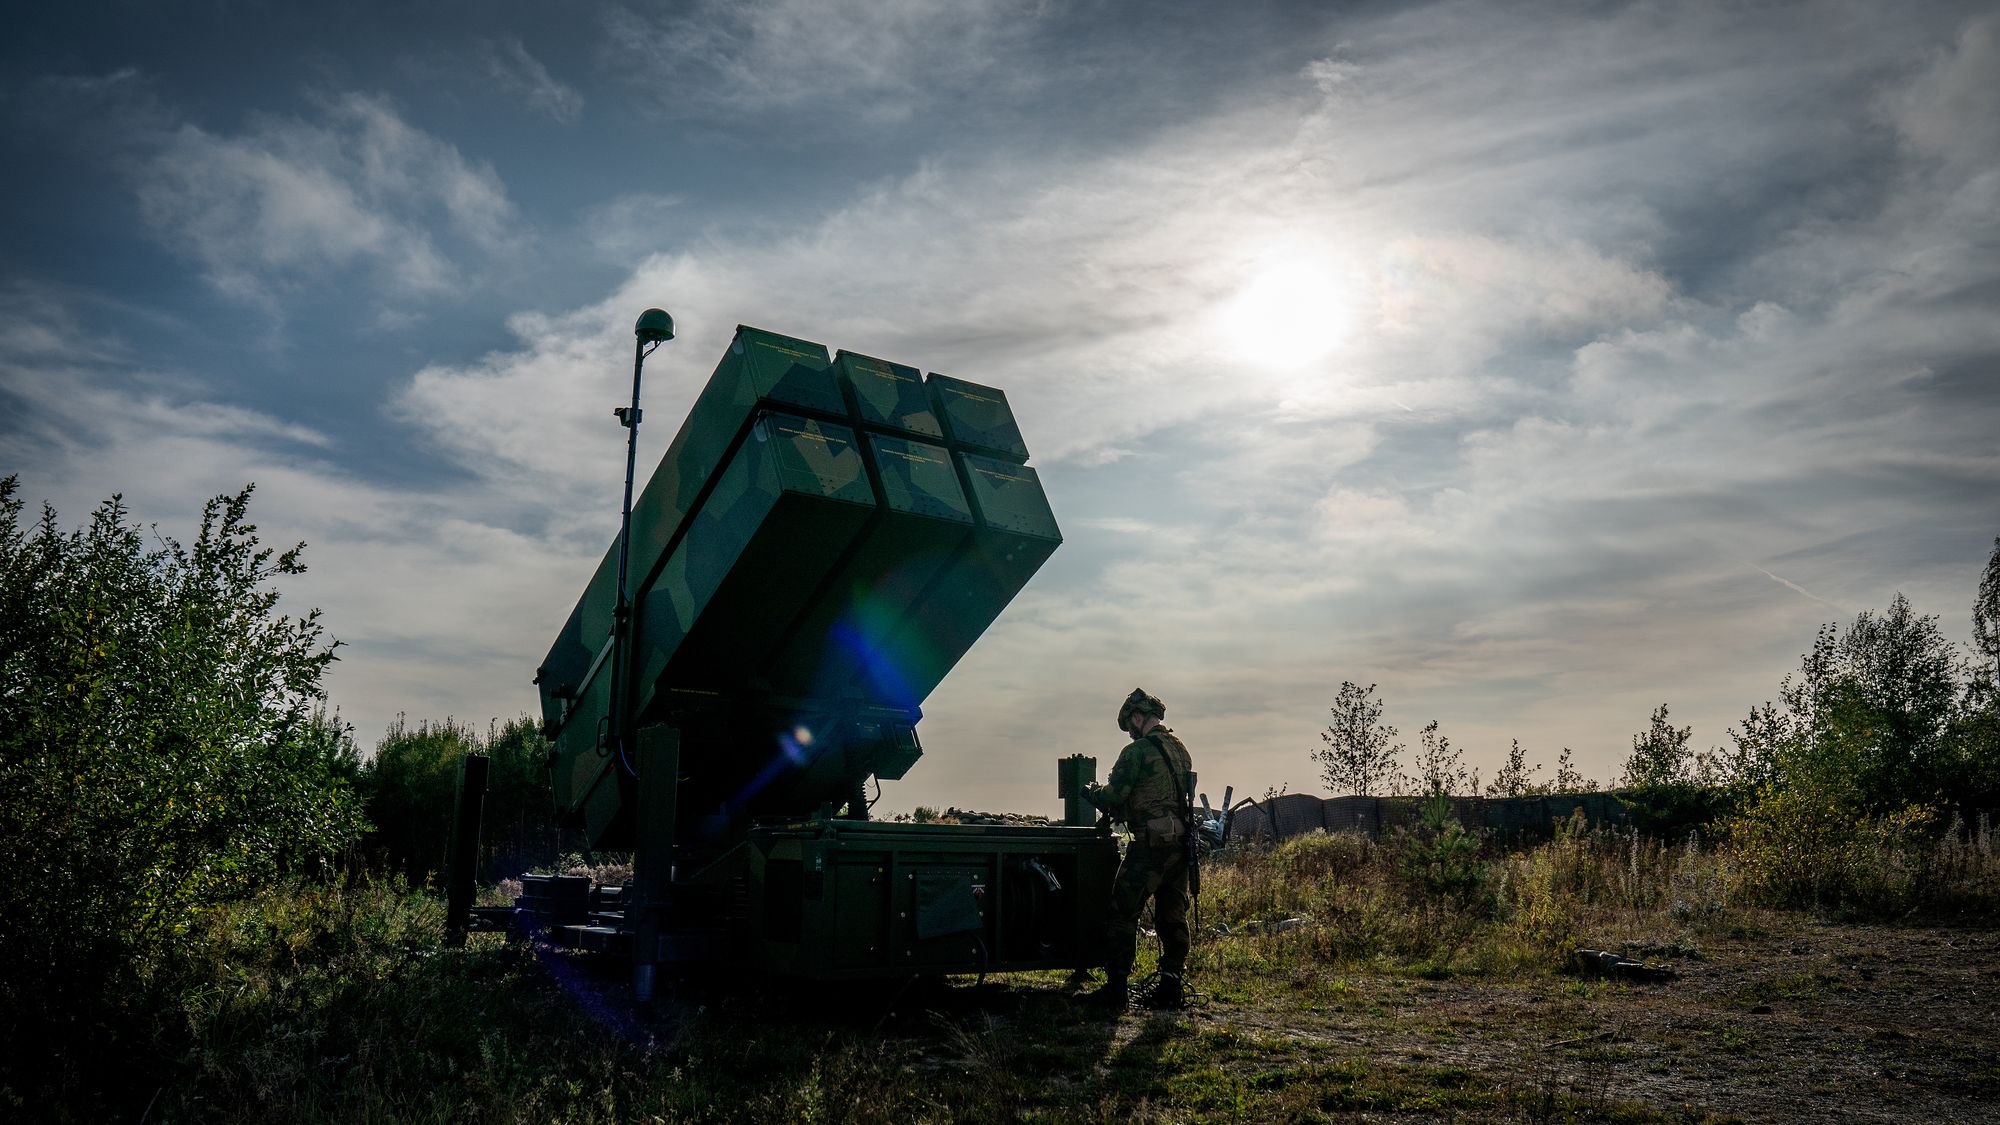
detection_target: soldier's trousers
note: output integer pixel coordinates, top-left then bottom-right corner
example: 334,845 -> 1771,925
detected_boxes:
1104,840 -> 1189,982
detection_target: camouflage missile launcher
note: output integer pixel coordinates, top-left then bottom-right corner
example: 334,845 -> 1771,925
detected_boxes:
492,325 -> 1112,990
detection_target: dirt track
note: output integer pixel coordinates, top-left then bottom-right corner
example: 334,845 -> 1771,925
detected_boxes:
1197,918 -> 2000,1122
511,912 -> 2000,1121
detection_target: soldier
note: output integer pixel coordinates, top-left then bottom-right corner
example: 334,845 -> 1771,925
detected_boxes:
1082,688 -> 1194,1011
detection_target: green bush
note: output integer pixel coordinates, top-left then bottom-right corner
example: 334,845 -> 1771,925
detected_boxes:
359,715 -> 561,885
0,479 -> 365,1112
360,715 -> 476,882
1268,824 -> 1375,884
1619,780 -> 1741,839
1722,714 -> 1945,915
1707,573 -> 2000,915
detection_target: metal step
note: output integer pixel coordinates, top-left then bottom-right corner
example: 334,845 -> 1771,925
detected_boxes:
555,924 -> 630,954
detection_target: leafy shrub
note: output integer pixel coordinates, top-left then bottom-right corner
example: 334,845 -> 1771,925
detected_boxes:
1665,834 -> 1731,925
1269,825 -> 1375,884
0,479 -> 364,1112
1406,720 -> 1476,798
1619,780 -> 1741,839
359,715 -> 561,885
1725,768 -> 1942,916
1485,738 -> 1542,796
360,715 -> 476,883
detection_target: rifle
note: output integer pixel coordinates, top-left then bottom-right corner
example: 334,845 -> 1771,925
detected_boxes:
1146,733 -> 1202,898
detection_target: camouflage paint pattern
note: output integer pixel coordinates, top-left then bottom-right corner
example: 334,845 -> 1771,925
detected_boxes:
769,432 -> 974,700
837,350 -> 943,438
1098,728 -> 1193,836
630,411 -> 875,703
561,411 -> 875,834
928,373 -> 1030,463
861,450 -> 1062,704
1104,840 -> 1189,981
538,326 -> 838,726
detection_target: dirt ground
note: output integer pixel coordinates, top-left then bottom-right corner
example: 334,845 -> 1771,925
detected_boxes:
505,912 -> 2000,1122
1190,916 -> 2000,1122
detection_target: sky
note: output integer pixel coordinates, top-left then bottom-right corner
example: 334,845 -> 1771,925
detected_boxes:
3,0 -> 1997,817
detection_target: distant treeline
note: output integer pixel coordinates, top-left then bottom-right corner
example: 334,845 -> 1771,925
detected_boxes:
1313,536 -> 2000,907
356,713 -> 566,884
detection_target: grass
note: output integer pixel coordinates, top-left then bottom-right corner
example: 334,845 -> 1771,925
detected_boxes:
13,816 -> 2000,1122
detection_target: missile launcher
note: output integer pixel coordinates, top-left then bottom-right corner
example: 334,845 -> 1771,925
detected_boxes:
485,324 -> 1114,989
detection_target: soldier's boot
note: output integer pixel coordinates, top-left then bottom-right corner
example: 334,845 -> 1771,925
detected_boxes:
1145,972 -> 1185,1011
1081,976 -> 1129,1011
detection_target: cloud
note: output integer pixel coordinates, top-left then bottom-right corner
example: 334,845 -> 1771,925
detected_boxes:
0,286 -> 111,362
477,38 -> 585,124
1888,13 -> 2000,174
600,0 -> 1046,121
580,192 -> 682,261
132,92 -> 519,302
0,288 -> 587,743
382,2 -> 2000,808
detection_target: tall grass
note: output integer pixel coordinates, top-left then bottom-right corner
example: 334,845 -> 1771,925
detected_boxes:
1199,810 -> 2000,979
18,814 -> 1999,1121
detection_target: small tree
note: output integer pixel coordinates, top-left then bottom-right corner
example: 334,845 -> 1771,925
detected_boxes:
364,715 -> 482,883
1551,746 -> 1594,792
1973,535 -> 2000,691
1409,719 -> 1476,796
1314,681 -> 1404,796
481,716 -> 562,875
1954,538 -> 2000,805
1396,790 -> 1489,905
1485,738 -> 1542,797
1622,704 -> 1693,788
1724,700 -> 1793,790
1766,594 -> 1964,813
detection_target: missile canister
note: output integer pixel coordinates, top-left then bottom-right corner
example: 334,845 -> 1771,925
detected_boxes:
537,326 -> 841,722
537,328 -> 1061,851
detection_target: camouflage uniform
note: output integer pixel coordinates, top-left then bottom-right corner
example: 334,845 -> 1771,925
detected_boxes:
1097,725 -> 1194,983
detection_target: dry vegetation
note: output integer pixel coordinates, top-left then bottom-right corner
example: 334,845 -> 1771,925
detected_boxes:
75,815 -> 1999,1124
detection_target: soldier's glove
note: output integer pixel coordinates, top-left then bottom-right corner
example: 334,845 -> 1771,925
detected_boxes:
1081,782 -> 1107,811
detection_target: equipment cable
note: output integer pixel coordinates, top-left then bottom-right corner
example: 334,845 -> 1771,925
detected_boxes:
1129,969 -> 1210,1011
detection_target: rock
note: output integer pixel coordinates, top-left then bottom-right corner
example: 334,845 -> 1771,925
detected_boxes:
1241,916 -> 1307,935
1573,948 -> 1676,982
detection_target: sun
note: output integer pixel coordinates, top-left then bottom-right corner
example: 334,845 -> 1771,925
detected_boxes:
1214,255 -> 1352,369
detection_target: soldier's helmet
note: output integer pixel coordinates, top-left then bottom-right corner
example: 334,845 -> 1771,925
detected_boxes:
1117,688 -> 1166,734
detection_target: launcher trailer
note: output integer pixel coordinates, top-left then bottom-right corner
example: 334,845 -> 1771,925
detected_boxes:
450,317 -> 1119,998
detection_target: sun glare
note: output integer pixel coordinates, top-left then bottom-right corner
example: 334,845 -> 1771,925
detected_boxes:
1215,256 -> 1352,369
